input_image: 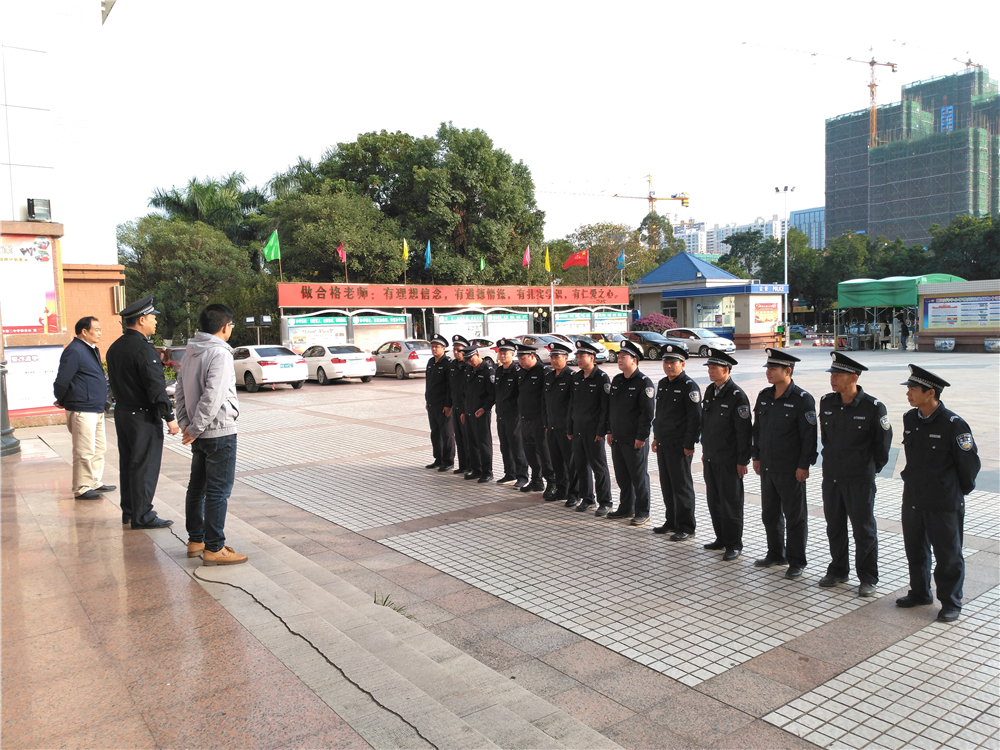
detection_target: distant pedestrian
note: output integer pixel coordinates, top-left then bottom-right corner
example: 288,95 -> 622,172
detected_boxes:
881,322 -> 891,350
567,339 -> 613,515
53,316 -> 116,500
899,318 -> 909,351
175,304 -> 247,565
106,296 -> 179,529
606,340 -> 654,524
424,334 -> 455,472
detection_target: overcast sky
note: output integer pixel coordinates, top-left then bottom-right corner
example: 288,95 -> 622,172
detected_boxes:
100,1 -> 996,241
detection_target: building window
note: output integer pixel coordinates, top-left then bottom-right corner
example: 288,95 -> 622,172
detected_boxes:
662,300 -> 679,321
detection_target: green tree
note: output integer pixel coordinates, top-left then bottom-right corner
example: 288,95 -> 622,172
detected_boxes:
637,211 -> 685,265
757,229 -> 809,283
117,217 -> 252,341
818,231 -> 870,313
867,237 -> 929,278
149,172 -> 267,246
718,230 -> 766,275
927,215 -> 999,280
564,222 -> 652,286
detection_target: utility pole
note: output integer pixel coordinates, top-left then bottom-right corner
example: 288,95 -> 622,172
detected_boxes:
776,186 -> 795,347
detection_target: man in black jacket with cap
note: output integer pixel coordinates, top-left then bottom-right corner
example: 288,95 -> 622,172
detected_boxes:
897,365 -> 980,623
567,338 -> 613,515
494,338 -> 528,488
516,343 -> 553,494
462,344 -> 496,482
424,333 -> 454,471
544,341 -> 578,504
606,340 -> 655,523
447,335 -> 470,475
106,296 -> 179,529
818,351 -> 892,597
700,348 -> 752,561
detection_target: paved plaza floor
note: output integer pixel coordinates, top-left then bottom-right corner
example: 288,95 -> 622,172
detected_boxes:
2,346 -> 998,749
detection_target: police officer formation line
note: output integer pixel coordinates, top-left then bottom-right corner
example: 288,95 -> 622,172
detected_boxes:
423,336 -> 981,624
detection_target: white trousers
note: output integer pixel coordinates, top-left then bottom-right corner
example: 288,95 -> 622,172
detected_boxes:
66,411 -> 106,496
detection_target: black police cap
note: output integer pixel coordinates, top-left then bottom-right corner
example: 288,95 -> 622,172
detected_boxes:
901,364 -> 950,390
119,295 -> 160,318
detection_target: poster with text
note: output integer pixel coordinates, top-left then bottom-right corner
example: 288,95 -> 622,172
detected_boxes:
1,235 -> 59,334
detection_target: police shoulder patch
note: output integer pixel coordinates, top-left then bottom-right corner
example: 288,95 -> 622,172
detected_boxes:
604,383 -> 611,393
880,415 -> 891,431
689,390 -> 700,403
738,405 -> 750,419
645,387 -> 654,398
490,374 -> 495,383
957,433 -> 974,451
805,411 -> 817,425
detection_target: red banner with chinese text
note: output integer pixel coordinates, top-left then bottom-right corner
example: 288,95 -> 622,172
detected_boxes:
278,283 -> 628,308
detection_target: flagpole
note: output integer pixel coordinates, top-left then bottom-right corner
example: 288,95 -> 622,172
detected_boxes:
344,256 -> 348,284
279,257 -> 284,283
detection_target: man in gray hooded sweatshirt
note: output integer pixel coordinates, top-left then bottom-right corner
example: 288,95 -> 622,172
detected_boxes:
175,303 -> 247,565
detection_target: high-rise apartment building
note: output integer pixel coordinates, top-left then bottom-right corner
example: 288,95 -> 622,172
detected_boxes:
788,206 -> 825,248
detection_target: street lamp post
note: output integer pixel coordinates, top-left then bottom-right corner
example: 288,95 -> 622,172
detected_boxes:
775,186 -> 795,347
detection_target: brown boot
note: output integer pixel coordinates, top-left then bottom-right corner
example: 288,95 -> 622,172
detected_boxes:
202,546 -> 248,566
187,542 -> 205,558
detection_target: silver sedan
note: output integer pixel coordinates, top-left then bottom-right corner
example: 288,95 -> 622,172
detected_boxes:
372,339 -> 432,379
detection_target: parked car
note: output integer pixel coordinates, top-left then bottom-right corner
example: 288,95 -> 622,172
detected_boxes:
372,339 -> 432,379
788,325 -> 810,337
510,334 -> 566,364
232,345 -> 307,392
549,333 -> 608,364
666,328 -> 736,357
624,330 -> 689,360
155,346 -> 186,372
469,338 -> 499,365
302,343 -> 376,384
584,332 -> 626,362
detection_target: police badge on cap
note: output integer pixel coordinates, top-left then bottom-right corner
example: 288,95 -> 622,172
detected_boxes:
704,348 -> 738,368
828,351 -> 868,375
661,345 -> 688,362
618,340 -> 644,360
548,342 -> 572,356
763,348 -> 800,368
452,334 -> 470,347
430,333 -> 448,347
497,338 -> 517,352
119,295 -> 161,318
575,339 -> 601,356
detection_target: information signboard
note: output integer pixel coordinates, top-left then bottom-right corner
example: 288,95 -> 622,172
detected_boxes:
922,295 -> 1000,330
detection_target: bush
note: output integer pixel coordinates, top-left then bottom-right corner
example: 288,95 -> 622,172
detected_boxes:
631,313 -> 677,334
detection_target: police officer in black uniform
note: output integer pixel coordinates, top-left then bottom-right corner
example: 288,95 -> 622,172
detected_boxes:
567,339 -> 613,515
494,338 -> 528,488
105,296 -> 179,529
700,348 -> 752,561
424,333 -> 455,472
651,345 -> 702,536
606,340 -> 655,523
818,351 -> 892,597
516,343 -> 553,494
462,344 -> 496,482
544,341 -> 579,505
751,349 -> 818,579
447,335 -> 470,475
897,365 -> 981,622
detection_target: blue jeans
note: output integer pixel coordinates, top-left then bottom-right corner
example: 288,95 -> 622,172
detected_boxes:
185,433 -> 237,552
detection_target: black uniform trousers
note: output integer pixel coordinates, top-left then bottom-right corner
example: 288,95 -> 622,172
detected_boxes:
760,470 -> 808,568
451,409 -> 468,470
822,477 -> 878,584
521,416 -> 553,482
901,504 -> 965,612
704,458 -> 744,550
611,439 -> 650,516
573,435 -> 612,507
465,410 -> 494,476
497,414 -> 528,481
114,406 -> 163,525
655,446 -> 696,533
547,430 -> 579,500
427,406 -> 455,466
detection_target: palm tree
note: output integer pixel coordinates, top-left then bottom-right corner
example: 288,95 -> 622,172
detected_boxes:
148,172 -> 267,245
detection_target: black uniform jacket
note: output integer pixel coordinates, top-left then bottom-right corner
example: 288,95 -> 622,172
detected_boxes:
900,402 -> 980,512
517,362 -> 549,421
567,368 -> 610,438
464,359 -> 496,414
652,370 -> 702,450
819,387 -> 891,480
608,370 -> 655,444
543,366 -> 574,430
425,354 -> 452,409
447,359 -> 468,415
701,377 -> 752,465
751,379 -> 817,472
106,329 -> 174,421
495,363 -> 521,418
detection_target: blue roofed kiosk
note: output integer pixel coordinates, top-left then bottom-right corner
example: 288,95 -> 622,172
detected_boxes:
631,252 -> 788,350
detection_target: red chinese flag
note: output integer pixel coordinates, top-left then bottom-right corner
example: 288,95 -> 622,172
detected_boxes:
563,248 -> 589,269
336,242 -> 346,262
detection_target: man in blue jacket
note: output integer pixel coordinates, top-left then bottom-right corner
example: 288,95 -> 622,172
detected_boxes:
53,316 -> 115,500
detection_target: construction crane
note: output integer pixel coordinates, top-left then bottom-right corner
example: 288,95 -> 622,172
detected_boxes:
846,51 -> 898,149
955,57 -> 984,70
613,175 -> 689,215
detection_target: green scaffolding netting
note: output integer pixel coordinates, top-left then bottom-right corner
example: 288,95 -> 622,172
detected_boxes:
837,274 -> 966,308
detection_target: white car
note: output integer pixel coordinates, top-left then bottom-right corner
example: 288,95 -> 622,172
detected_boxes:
666,328 -> 737,357
232,345 -> 308,392
302,344 -> 376,384
372,339 -> 432,379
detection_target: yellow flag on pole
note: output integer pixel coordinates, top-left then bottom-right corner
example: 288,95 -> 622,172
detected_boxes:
544,246 -> 551,272
402,238 -> 409,261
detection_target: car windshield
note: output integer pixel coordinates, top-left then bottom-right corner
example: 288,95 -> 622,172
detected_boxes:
642,332 -> 669,342
689,329 -> 716,338
536,335 -> 562,344
606,333 -> 626,342
406,341 -> 431,350
328,346 -> 361,354
255,347 -> 297,357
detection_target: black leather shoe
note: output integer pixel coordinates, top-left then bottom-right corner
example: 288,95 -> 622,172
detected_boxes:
453,467 -> 466,475
703,540 -> 725,550
522,480 -> 544,493
425,462 -> 441,469
937,609 -> 960,623
564,498 -> 581,508
576,501 -> 596,512
131,518 -> 173,530
513,478 -> 529,489
858,582 -> 877,597
669,531 -> 692,541
477,474 -> 494,483
496,475 -> 516,485
122,516 -> 131,525
784,566 -> 804,579
75,490 -> 103,500
896,595 -> 934,608
94,485 -> 117,492
653,524 -> 675,535
723,548 -> 741,561
464,472 -> 481,480
818,574 -> 849,588
594,506 -> 610,517
607,509 -> 634,520
754,557 -> 788,568
437,464 -> 454,473
630,516 -> 650,526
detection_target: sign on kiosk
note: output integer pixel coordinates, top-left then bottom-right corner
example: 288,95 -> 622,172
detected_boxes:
594,310 -> 629,332
353,315 -> 408,353
279,283 -> 628,308
283,316 -> 349,351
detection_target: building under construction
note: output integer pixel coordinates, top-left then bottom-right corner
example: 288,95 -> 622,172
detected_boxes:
826,67 -> 999,247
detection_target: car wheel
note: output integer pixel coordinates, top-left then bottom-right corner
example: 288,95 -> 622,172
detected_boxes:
395,364 -> 408,380
608,350 -> 618,363
317,368 -> 329,385
244,372 -> 259,393
360,376 -> 373,383
647,346 -> 660,360
484,357 -> 494,366
292,380 -> 305,389
699,346 -> 710,358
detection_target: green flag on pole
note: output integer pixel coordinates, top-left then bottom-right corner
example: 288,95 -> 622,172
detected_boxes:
262,230 -> 280,261
480,257 -> 485,271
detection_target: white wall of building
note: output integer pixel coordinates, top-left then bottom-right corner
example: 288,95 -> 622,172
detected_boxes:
1,0 -> 117,265
673,215 -> 788,255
